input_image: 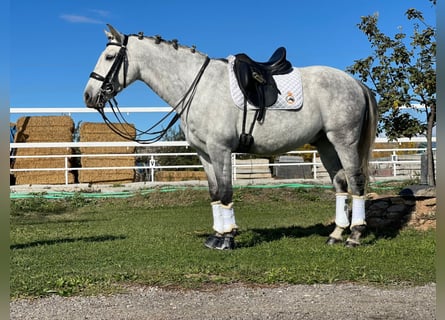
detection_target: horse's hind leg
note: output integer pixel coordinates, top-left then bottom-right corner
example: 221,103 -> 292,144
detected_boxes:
326,133 -> 367,248
314,135 -> 350,245
343,173 -> 367,248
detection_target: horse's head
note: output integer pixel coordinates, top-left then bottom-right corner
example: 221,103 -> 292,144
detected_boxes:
84,24 -> 132,109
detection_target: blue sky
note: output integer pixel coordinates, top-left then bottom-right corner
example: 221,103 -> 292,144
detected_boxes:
9,0 -> 436,130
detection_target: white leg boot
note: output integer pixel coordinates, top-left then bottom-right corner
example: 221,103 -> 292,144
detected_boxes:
221,202 -> 238,234
205,201 -> 237,250
328,193 -> 350,243
345,196 -> 367,247
351,196 -> 366,227
211,201 -> 224,234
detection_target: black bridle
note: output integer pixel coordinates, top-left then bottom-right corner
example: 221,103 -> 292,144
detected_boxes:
88,34 -> 210,143
89,35 -> 129,109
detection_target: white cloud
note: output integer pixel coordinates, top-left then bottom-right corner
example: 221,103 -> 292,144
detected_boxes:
88,9 -> 110,17
60,14 -> 104,24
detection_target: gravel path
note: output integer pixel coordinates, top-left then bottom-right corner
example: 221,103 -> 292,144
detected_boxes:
10,283 -> 436,320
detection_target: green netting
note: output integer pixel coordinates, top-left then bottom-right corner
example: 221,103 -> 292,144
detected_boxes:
10,183 -> 333,199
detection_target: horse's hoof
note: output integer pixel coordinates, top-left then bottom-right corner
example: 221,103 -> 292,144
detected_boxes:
345,225 -> 366,248
345,239 -> 360,248
326,237 -> 343,245
204,235 -> 222,249
220,235 -> 235,250
204,234 -> 235,250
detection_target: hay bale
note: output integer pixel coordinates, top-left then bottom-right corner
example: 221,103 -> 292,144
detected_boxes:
78,170 -> 134,184
155,171 -> 207,181
15,129 -> 73,143
12,157 -> 74,185
15,171 -> 75,185
79,123 -> 135,141
12,116 -> 75,185
78,122 -> 136,184
79,122 -> 136,154
14,115 -> 74,145
13,158 -> 67,169
15,116 -> 74,142
80,145 -> 135,155
15,147 -> 73,156
16,116 -> 74,130
81,157 -> 135,168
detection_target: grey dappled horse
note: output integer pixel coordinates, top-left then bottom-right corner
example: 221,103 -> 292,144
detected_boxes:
84,25 -> 378,249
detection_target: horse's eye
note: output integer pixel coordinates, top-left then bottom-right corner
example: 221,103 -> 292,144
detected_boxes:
105,54 -> 116,61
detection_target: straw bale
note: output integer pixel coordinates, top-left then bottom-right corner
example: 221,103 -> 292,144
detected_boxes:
79,146 -> 135,155
155,171 -> 207,181
80,122 -> 135,141
15,127 -> 74,136
15,171 -> 75,185
16,116 -> 74,130
15,134 -> 72,143
79,133 -> 132,142
79,122 -> 135,154
15,116 -> 74,143
12,116 -> 75,185
15,129 -> 73,143
15,147 -> 73,156
81,157 -> 135,168
13,158 -> 69,169
78,169 -> 134,184
79,157 -> 134,183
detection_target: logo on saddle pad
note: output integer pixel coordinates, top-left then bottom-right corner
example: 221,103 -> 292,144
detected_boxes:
227,55 -> 303,111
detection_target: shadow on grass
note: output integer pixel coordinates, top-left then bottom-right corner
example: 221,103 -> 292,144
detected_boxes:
196,223 -> 336,249
196,196 -> 418,248
362,195 -> 418,245
234,201 -> 418,248
235,223 -> 335,248
10,235 -> 127,250
13,218 -> 107,226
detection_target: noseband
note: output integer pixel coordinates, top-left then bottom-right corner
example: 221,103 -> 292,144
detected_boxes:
89,35 -> 129,108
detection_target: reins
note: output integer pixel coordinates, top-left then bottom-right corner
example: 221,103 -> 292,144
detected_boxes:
90,34 -> 210,144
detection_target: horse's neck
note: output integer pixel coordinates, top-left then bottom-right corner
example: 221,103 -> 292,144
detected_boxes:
133,38 -> 208,107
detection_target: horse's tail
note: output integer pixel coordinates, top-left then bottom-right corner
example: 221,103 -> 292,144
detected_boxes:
357,82 -> 378,184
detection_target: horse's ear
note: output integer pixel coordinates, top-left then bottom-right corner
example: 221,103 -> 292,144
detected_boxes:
104,29 -> 113,41
106,24 -> 124,44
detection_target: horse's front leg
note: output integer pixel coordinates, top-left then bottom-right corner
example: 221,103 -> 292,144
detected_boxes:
200,149 -> 238,250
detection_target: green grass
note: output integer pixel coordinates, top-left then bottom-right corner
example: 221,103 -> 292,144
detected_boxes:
10,186 -> 435,298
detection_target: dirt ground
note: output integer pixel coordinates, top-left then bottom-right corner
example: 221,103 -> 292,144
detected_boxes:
10,283 -> 436,320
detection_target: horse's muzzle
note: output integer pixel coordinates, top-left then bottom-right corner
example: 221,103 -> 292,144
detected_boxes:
84,90 -> 107,109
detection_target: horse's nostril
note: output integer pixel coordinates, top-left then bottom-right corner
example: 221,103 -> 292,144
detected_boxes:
84,92 -> 90,102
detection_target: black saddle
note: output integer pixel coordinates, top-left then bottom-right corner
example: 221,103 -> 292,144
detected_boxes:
234,47 -> 293,120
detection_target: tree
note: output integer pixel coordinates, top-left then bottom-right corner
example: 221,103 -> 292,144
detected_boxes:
346,0 -> 436,186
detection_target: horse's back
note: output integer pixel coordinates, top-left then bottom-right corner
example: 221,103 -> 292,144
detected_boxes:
298,65 -> 361,93
298,65 -> 369,124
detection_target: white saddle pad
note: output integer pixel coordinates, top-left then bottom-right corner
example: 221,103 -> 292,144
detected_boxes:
227,55 -> 303,111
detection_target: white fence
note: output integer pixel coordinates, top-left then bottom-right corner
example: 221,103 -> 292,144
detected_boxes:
10,107 -> 436,185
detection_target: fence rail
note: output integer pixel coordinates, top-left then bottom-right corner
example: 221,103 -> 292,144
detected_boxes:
10,107 -> 436,185
10,142 -> 436,185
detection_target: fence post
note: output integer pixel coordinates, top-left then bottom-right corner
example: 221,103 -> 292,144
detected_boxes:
149,156 -> 156,182
391,151 -> 398,177
420,152 -> 428,185
231,153 -> 237,183
65,156 -> 69,185
312,152 -> 317,179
